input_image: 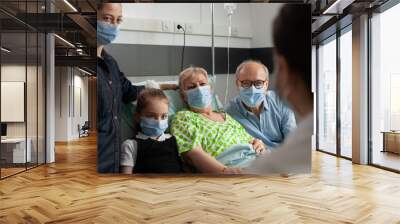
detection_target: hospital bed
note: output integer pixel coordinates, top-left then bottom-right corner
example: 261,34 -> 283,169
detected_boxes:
120,78 -> 258,172
120,77 -> 223,144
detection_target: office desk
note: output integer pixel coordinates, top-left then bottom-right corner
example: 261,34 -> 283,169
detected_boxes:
382,131 -> 400,154
1,138 -> 31,163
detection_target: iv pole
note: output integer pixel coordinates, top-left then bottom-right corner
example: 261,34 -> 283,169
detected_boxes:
211,3 -> 215,77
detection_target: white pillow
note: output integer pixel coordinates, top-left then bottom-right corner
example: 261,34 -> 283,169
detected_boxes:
133,80 -> 178,89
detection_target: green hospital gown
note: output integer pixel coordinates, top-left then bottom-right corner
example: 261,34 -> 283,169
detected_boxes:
171,110 -> 253,157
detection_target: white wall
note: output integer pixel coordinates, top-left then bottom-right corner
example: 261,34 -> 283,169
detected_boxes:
72,73 -> 89,138
54,67 -> 89,141
117,3 -> 281,48
1,64 -> 46,163
46,33 -> 55,163
1,65 -> 38,137
249,4 -> 281,48
55,67 -> 69,141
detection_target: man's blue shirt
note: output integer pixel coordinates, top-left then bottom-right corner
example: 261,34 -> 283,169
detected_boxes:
225,91 -> 296,149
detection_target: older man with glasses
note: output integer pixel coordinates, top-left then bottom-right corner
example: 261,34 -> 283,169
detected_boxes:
225,60 -> 296,149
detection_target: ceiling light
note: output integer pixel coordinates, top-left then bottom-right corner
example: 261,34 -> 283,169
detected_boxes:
323,0 -> 343,14
76,48 -> 85,55
63,0 -> 78,12
1,47 -> 11,53
54,34 -> 75,48
322,0 -> 355,15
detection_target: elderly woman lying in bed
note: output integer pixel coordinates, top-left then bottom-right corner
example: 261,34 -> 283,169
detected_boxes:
171,67 -> 267,174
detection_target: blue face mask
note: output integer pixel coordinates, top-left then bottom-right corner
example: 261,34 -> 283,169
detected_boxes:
140,117 -> 168,137
186,85 -> 212,109
97,21 -> 120,46
239,86 -> 266,108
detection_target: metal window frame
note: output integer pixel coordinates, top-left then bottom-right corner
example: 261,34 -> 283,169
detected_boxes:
315,22 -> 353,162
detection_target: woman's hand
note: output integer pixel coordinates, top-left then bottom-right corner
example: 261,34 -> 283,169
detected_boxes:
183,146 -> 231,174
250,139 -> 267,155
221,166 -> 242,174
160,83 -> 179,90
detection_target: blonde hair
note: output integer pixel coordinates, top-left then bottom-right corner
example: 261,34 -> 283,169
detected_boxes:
178,66 -> 209,92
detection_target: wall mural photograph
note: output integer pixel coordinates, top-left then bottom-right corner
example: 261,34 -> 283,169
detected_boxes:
96,2 -> 312,175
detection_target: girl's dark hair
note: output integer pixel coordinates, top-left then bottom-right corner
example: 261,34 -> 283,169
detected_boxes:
273,4 -> 312,92
133,88 -> 169,135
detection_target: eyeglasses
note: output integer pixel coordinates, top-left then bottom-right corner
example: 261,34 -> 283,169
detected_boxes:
238,80 -> 267,89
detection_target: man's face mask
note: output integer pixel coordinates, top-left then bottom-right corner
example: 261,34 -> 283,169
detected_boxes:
185,85 -> 212,109
97,21 -> 120,46
239,86 -> 266,108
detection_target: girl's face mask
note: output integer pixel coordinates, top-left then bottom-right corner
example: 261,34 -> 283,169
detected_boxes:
140,117 -> 168,137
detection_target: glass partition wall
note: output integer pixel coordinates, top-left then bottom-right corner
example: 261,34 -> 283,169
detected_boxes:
316,0 -> 400,172
316,26 -> 352,159
370,2 -> 400,172
317,35 -> 337,155
0,1 -> 46,179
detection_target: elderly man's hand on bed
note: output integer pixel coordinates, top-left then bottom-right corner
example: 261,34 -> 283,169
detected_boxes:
250,139 -> 267,155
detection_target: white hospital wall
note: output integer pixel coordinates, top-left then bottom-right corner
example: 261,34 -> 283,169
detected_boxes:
118,3 -> 282,104
249,4 -> 281,48
118,3 -> 281,48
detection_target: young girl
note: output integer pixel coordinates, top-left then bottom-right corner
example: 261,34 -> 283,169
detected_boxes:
120,88 -> 183,174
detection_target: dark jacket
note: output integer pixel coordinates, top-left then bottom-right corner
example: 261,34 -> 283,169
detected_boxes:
97,50 -> 144,173
134,136 -> 184,173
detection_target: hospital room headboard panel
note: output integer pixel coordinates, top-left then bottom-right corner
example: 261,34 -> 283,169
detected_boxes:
105,44 -> 274,77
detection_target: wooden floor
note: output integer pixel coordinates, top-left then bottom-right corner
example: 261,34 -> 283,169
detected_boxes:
1,163 -> 45,178
372,150 -> 400,171
1,135 -> 400,224
1,167 -> 26,178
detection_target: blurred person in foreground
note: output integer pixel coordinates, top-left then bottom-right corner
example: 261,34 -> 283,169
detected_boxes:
243,4 -> 313,175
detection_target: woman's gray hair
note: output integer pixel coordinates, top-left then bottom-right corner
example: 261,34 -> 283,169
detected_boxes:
235,60 -> 269,80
